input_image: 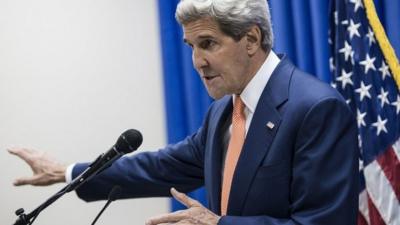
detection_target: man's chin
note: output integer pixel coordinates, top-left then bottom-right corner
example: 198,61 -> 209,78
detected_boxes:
207,90 -> 227,100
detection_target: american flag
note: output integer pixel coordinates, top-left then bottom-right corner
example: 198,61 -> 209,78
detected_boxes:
329,0 -> 400,224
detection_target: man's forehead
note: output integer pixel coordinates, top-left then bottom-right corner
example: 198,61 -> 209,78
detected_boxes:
182,18 -> 221,42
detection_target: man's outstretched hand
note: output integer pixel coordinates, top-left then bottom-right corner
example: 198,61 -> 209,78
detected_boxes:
8,147 -> 67,186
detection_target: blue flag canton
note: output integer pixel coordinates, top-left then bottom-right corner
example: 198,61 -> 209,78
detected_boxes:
329,0 -> 400,166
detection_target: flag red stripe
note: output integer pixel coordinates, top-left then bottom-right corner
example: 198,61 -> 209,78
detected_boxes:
367,194 -> 386,225
376,146 -> 400,201
358,211 -> 369,225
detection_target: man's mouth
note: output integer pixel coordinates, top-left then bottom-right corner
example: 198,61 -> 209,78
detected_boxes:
203,75 -> 219,80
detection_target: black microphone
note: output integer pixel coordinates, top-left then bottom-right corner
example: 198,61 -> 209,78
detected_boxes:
91,186 -> 122,225
65,129 -> 143,192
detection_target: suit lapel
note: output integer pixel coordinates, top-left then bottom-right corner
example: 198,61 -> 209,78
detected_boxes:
227,57 -> 295,215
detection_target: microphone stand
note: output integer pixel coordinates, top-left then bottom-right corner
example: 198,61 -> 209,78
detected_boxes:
13,185 -> 69,225
12,129 -> 142,225
13,153 -> 106,225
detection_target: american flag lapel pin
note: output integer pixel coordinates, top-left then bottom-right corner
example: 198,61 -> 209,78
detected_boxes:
266,121 -> 275,130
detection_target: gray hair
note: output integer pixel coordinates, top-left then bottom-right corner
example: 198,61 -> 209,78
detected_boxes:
175,0 -> 273,52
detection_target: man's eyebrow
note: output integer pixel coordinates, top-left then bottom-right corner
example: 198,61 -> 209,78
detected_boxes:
183,35 -> 215,44
198,34 -> 214,40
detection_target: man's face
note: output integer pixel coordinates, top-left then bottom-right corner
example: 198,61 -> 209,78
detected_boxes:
183,17 -> 252,99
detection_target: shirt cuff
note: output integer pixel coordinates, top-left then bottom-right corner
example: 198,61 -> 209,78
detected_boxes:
65,163 -> 76,183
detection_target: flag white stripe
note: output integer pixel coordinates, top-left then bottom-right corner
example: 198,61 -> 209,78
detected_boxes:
359,189 -> 371,225
392,138 -> 400,162
364,160 -> 400,224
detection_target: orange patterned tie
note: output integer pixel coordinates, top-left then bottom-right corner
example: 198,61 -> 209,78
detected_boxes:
221,95 -> 246,215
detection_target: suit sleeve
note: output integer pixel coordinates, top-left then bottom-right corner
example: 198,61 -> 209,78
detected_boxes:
72,110 -> 212,202
219,97 -> 359,225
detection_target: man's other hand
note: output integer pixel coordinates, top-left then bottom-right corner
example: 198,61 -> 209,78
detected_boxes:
8,147 -> 67,186
146,188 -> 221,225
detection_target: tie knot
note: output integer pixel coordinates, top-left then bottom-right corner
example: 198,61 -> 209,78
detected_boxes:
233,95 -> 245,117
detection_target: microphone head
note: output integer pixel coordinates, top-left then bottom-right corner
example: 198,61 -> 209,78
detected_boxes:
115,129 -> 143,154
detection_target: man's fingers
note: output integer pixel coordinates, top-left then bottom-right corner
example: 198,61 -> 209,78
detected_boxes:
13,175 -> 40,186
170,188 -> 201,208
7,147 -> 34,164
146,210 -> 186,225
147,190 -> 220,225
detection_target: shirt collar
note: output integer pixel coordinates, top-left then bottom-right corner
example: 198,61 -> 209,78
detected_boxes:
234,50 -> 280,113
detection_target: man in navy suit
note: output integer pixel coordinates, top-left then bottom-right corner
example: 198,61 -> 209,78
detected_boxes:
9,0 -> 359,224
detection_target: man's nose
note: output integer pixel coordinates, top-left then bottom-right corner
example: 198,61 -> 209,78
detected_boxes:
192,48 -> 208,69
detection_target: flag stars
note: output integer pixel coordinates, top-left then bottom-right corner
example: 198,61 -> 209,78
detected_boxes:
350,0 -> 364,12
339,41 -> 354,62
391,96 -> 400,114
359,53 -> 376,74
359,158 -> 364,171
347,19 -> 361,39
357,109 -> 367,127
355,81 -> 372,101
377,88 -> 389,107
379,61 -> 390,80
336,69 -> 354,89
329,57 -> 336,72
366,28 -> 376,46
358,135 -> 363,149
334,11 -> 338,25
372,115 -> 388,136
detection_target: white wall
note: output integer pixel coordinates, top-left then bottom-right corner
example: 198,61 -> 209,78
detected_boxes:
0,0 -> 169,224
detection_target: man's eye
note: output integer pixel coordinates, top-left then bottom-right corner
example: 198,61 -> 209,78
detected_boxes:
200,40 -> 215,49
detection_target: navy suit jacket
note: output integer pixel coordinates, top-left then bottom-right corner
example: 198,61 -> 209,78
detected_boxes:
73,57 -> 359,224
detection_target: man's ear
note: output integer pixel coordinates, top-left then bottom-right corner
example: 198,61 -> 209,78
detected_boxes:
245,25 -> 262,56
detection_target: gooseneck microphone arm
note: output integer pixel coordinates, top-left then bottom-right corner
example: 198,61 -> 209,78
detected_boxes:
12,129 -> 143,225
64,145 -> 122,193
